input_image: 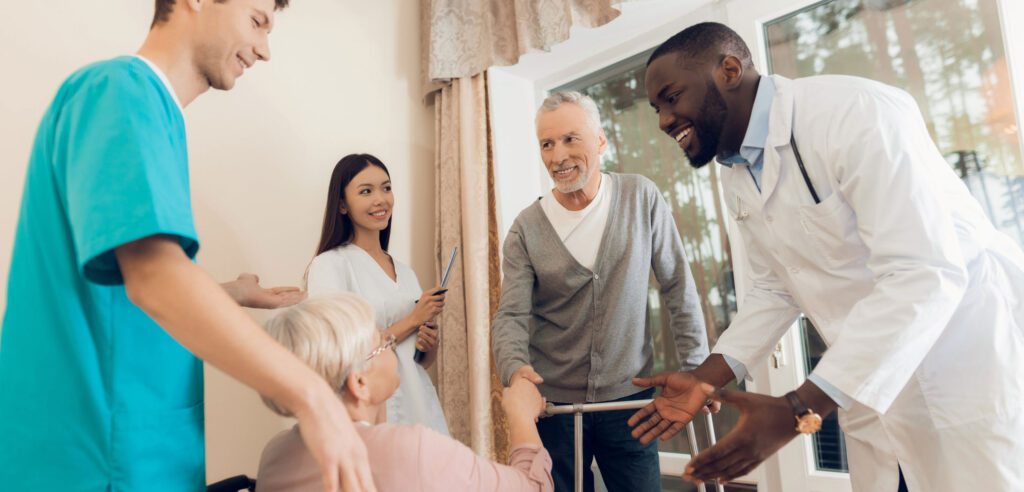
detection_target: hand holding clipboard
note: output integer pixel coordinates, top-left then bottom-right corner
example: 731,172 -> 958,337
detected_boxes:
413,246 -> 458,362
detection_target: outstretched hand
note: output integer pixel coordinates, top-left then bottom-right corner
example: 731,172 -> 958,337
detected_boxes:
224,273 -> 306,309
627,371 -> 716,444
684,389 -> 798,485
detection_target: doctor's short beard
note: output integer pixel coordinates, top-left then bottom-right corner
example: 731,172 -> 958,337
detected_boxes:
686,79 -> 729,169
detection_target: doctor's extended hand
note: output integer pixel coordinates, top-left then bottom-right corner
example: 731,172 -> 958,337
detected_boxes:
222,273 -> 306,309
628,371 -> 716,444
683,389 -> 797,485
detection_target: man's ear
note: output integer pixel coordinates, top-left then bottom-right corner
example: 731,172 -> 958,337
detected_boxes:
717,55 -> 746,91
597,129 -> 609,156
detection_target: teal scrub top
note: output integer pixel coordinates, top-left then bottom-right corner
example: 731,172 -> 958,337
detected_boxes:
0,57 -> 205,491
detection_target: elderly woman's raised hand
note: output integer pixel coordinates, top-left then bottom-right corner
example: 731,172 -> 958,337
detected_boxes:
502,377 -> 547,423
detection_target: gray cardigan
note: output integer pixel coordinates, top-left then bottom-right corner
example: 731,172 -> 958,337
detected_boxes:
492,173 -> 708,403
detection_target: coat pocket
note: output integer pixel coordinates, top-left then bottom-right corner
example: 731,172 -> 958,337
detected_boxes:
798,192 -> 868,267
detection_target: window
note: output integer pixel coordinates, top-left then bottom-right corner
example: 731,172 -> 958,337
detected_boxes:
764,0 -> 1023,473
557,50 -> 744,460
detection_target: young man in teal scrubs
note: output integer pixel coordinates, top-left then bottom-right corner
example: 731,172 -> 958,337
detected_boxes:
0,1 -> 375,491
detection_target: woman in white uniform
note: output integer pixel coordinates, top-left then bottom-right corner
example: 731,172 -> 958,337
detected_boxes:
306,153 -> 450,435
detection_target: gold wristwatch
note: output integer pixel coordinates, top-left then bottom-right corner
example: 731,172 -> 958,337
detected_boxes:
784,391 -> 822,434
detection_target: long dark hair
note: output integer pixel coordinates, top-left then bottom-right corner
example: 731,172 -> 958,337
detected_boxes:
315,153 -> 392,256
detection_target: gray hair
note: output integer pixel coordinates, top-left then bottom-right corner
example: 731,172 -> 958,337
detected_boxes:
260,292 -> 378,417
537,91 -> 603,133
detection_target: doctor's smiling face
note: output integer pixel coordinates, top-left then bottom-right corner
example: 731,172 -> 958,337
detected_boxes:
645,53 -> 730,168
645,22 -> 760,168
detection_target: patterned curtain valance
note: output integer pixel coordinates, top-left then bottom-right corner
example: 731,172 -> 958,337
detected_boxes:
422,0 -> 638,94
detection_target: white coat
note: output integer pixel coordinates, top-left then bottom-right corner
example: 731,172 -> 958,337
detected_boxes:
712,75 -> 1024,491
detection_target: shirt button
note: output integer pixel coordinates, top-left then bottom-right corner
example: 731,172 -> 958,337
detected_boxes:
766,215 -> 774,223
789,266 -> 801,274
594,274 -> 600,280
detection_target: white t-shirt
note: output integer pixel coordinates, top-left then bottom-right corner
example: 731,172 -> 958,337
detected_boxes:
132,54 -> 183,113
539,173 -> 613,271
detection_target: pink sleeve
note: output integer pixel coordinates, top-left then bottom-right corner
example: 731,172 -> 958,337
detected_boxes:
415,426 -> 553,492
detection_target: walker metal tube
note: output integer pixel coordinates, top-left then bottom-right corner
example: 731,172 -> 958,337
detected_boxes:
686,421 -> 706,492
574,407 -> 583,492
545,401 -> 653,492
543,399 -> 653,416
704,413 -> 725,492
543,399 -> 717,492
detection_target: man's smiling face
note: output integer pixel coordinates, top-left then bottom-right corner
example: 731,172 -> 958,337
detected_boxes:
645,52 -> 730,168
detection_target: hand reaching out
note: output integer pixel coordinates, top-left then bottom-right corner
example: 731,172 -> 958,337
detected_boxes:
224,273 -> 306,309
501,377 -> 546,423
510,365 -> 545,386
684,390 -> 798,485
627,371 -> 716,444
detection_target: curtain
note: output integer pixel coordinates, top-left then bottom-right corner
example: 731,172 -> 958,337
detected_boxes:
422,0 -> 637,91
433,73 -> 509,459
423,0 -> 639,459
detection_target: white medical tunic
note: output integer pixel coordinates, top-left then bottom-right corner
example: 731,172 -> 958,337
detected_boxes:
308,244 -> 450,436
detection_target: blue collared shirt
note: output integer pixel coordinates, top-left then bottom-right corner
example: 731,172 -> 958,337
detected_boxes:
716,76 -> 854,410
717,76 -> 774,191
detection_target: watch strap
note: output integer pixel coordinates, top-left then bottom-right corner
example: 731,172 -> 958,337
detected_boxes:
785,391 -> 810,417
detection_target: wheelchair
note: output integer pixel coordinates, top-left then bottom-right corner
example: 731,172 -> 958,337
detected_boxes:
207,474 -> 256,492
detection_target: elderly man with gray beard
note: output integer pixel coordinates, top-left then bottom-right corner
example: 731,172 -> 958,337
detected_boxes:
492,91 -> 709,492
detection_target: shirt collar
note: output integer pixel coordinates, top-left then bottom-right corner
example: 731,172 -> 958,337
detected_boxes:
132,54 -> 184,115
718,76 -> 775,167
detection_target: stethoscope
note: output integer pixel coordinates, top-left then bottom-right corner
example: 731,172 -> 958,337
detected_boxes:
732,134 -> 820,223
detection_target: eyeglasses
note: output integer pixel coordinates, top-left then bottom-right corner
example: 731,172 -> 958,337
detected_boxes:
365,334 -> 397,362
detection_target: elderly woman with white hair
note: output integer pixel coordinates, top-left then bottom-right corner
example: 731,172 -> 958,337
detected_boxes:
256,293 -> 554,492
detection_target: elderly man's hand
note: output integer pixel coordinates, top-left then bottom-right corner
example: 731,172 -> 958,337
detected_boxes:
628,371 -> 716,444
510,365 -> 544,386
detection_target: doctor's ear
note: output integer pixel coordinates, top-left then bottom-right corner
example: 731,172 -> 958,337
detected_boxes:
716,55 -> 745,90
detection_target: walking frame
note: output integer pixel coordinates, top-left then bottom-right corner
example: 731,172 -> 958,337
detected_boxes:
542,399 -> 725,492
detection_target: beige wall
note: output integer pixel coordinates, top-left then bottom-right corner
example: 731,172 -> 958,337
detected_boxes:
0,0 -> 435,482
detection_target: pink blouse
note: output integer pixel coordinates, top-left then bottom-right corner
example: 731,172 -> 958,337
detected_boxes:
256,423 -> 553,492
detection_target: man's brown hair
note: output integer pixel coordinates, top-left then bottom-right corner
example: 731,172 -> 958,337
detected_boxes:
152,0 -> 291,27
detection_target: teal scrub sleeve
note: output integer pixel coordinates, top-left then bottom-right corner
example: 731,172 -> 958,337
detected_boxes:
61,65 -> 199,285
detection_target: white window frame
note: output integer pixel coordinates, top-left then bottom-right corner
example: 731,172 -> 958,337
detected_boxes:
489,0 -> 767,487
